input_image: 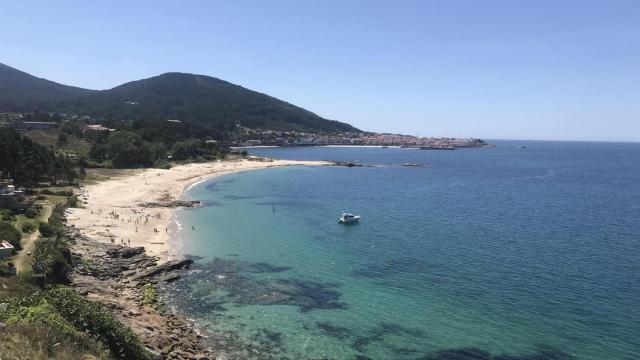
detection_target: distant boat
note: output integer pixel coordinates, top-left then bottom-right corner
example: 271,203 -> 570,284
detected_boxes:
338,213 -> 360,224
382,145 -> 389,149
402,162 -> 424,167
192,225 -> 197,230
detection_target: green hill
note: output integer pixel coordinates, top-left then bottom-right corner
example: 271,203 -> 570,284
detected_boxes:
0,63 -> 95,111
0,63 -> 358,133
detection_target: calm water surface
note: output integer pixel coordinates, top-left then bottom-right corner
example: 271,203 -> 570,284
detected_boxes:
164,141 -> 640,360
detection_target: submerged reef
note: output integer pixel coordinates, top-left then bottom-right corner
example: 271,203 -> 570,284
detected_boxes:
162,257 -> 346,314
418,345 -> 574,360
160,257 -> 574,360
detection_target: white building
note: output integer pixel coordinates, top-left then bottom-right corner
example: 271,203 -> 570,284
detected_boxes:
0,240 -> 14,259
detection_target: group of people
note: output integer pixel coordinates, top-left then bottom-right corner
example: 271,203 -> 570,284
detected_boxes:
89,206 -> 168,247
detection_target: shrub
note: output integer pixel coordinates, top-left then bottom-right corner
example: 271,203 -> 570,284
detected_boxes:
1,209 -> 16,222
67,195 -> 79,208
47,287 -> 153,360
25,206 -> 39,218
0,221 -> 21,251
32,238 -> 72,283
0,294 -> 110,359
21,222 -> 36,233
38,222 -> 55,238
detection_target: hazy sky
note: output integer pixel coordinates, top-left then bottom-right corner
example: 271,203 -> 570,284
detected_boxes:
1,0 -> 638,141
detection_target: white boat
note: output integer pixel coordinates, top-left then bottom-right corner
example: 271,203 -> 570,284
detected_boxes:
338,213 -> 360,224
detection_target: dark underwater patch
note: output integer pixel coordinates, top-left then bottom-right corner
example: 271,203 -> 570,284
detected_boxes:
204,178 -> 235,190
162,257 -> 346,314
316,321 -> 352,339
195,200 -> 224,207
417,345 -> 574,360
352,322 -> 424,352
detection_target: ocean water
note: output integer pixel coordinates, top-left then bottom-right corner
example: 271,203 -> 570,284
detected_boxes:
164,141 -> 640,360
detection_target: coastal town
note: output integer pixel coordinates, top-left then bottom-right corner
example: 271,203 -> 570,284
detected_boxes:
1,112 -> 490,149
233,126 -> 489,148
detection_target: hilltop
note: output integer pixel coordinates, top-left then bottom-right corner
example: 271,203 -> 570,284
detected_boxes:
0,63 -> 358,133
0,63 -> 95,111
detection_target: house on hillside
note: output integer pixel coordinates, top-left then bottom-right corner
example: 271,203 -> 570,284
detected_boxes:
0,181 -> 24,209
0,241 -> 14,259
83,124 -> 115,132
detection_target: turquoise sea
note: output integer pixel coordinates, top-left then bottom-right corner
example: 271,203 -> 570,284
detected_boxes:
163,141 -> 640,360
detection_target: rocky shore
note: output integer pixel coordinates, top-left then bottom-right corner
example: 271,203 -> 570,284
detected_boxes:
69,227 -> 216,359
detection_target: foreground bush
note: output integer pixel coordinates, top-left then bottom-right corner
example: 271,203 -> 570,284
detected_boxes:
0,323 -> 109,360
0,287 -> 152,360
47,287 -> 153,360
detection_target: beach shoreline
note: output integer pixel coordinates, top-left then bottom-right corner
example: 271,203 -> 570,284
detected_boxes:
68,158 -> 330,262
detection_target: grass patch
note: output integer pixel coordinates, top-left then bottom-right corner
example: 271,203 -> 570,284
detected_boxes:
0,323 -> 109,360
141,283 -> 162,311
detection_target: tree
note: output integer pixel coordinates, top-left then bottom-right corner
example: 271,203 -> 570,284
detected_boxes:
0,221 -> 21,252
0,127 -> 77,185
38,222 -> 56,238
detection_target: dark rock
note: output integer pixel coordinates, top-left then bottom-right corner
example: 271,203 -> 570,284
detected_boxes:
333,160 -> 363,167
131,259 -> 194,281
107,246 -> 145,258
162,274 -> 181,283
139,200 -> 201,208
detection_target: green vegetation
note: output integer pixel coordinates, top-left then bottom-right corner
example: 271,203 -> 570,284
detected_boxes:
89,128 -> 225,168
0,62 -> 94,112
89,130 -> 165,168
0,199 -> 151,360
67,194 -> 79,208
59,72 -> 358,133
0,127 -> 78,185
169,138 -> 223,161
21,222 -> 35,233
24,205 -> 40,218
0,63 -> 358,133
0,208 -> 16,222
0,286 -> 151,360
0,323 -> 108,360
38,222 -> 56,238
141,283 -> 161,311
32,203 -> 72,283
0,221 -> 21,252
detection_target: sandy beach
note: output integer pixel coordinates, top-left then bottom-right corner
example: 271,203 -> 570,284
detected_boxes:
67,158 -> 329,261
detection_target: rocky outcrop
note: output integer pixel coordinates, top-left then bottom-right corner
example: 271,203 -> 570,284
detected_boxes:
130,259 -> 193,282
69,230 -> 213,359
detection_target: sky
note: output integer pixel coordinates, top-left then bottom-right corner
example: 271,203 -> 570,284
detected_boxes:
1,0 -> 638,141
